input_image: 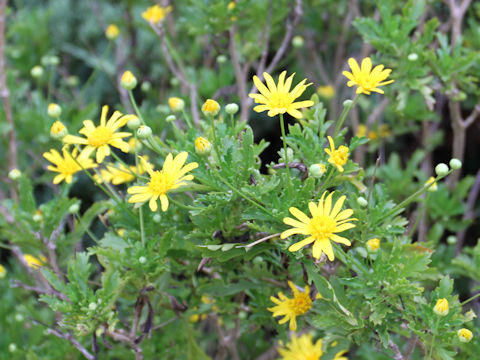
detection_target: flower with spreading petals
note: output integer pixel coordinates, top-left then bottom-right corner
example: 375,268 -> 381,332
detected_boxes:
142,5 -> 172,24
95,158 -> 150,185
249,71 -> 314,119
278,333 -> 323,360
281,191 -> 356,261
268,281 -> 312,331
127,152 -> 198,212
324,136 -> 349,172
23,254 -> 47,269
342,57 -> 394,95
43,147 -> 97,184
63,106 -> 135,163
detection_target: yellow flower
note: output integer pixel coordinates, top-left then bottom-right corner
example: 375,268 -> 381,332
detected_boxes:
227,1 -> 236,10
458,328 -> 473,343
63,106 -> 134,163
0,264 -> 6,278
366,238 -> 381,252
23,254 -> 47,269
268,281 -> 312,331
425,177 -> 438,192
278,333 -> 323,360
50,121 -> 68,140
189,314 -> 200,323
128,137 -> 142,153
127,152 -> 198,212
168,97 -> 185,112
95,160 -> 148,185
201,99 -> 220,116
120,70 -> 137,90
249,71 -> 314,119
367,131 -> 378,140
281,191 -> 356,261
105,24 -> 119,40
342,57 -> 394,95
317,84 -> 335,99
356,124 -> 367,138
194,136 -> 211,154
142,5 -> 172,24
434,298 -> 449,316
43,147 -> 97,184
324,136 -> 349,172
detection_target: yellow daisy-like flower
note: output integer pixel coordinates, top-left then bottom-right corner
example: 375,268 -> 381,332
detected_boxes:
324,136 -> 349,172
249,71 -> 314,119
50,120 -> 67,139
63,106 -> 135,164
43,147 -> 97,184
425,177 -> 438,192
342,57 -> 394,95
278,333 -> 323,360
127,152 -> 198,212
23,254 -> 47,269
142,5 -> 172,24
0,264 -> 6,278
95,159 -> 149,185
105,24 -> 120,40
268,281 -> 312,331
281,191 -> 356,261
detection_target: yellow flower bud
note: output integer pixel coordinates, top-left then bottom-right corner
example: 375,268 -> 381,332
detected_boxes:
189,314 -> 200,323
434,298 -> 449,316
8,168 -> 21,181
227,1 -> 236,10
142,5 -> 172,24
458,328 -> 473,343
168,97 -> 185,112
317,85 -> 335,99
47,103 -> 62,118
50,121 -> 68,139
425,177 -> 438,192
121,70 -> 137,90
105,24 -> 119,40
366,238 -> 381,252
195,136 -> 211,155
0,264 -> 6,278
201,99 -> 220,116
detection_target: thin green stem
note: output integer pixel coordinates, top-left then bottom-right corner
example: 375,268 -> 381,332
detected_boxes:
334,95 -> 359,137
409,198 -> 427,239
461,292 -> 480,306
134,133 -> 145,247
181,109 -> 194,129
128,90 -> 146,126
279,113 -> 293,194
209,115 -> 222,165
427,317 -> 440,360
229,113 -> 234,128
316,168 -> 335,198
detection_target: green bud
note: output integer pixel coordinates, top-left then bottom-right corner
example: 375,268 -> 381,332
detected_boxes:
170,77 -> 180,87
88,302 -> 97,311
120,71 -> 137,90
407,53 -> 418,61
30,65 -> 44,78
65,75 -> 79,87
309,163 -> 326,178
292,35 -> 304,48
47,103 -> 62,118
217,54 -> 227,64
343,99 -> 353,108
446,235 -> 457,245
14,313 -> 24,322
141,81 -> 151,92
139,256 -> 147,264
137,125 -> 152,139
153,214 -> 161,223
357,196 -> 368,207
449,158 -> 462,170
252,256 -> 263,265
68,203 -> 80,214
8,168 -> 21,180
127,116 -> 141,130
225,103 -> 239,115
166,115 -> 176,122
8,344 -> 16,353
435,163 -> 449,177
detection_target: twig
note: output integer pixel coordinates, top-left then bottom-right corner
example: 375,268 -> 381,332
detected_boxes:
242,233 -> 281,249
388,339 -> 405,360
0,0 -> 18,200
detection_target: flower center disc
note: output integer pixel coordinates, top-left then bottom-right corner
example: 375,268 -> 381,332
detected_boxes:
58,158 -> 79,175
291,293 -> 312,315
308,215 -> 336,241
148,171 -> 174,195
88,126 -> 113,147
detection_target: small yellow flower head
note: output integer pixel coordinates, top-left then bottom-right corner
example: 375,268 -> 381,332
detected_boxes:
278,333 -> 323,360
120,70 -> 137,90
194,136 -> 211,155
127,152 -> 198,212
343,57 -> 394,95
227,1 -> 236,10
142,5 -> 172,25
249,71 -> 314,119
8,168 -> 21,180
268,281 -> 312,331
324,136 -> 349,172
282,191 -> 356,261
63,105 -> 135,163
201,294 -> 215,305
33,209 -> 43,222
434,298 -> 449,316
425,177 -> 438,192
202,99 -> 220,117
50,121 -> 68,140
23,254 -> 47,269
367,131 -> 378,140
43,147 -> 97,184
356,124 -> 367,138
189,314 -> 200,323
47,103 -> 62,118
366,238 -> 381,252
458,328 -> 473,343
309,163 -> 326,178
0,264 -> 6,278
168,97 -> 185,112
105,24 -> 119,40
317,84 -> 335,99
128,137 -> 142,152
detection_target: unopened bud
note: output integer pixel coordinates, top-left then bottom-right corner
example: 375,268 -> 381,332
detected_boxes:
8,168 -> 21,180
216,55 -> 227,64
408,53 -> 418,61
50,121 -> 68,139
446,235 -> 457,245
139,256 -> 147,264
166,115 -> 176,123
458,328 -> 473,343
127,116 -> 141,130
153,214 -> 161,223
88,302 -> 97,311
141,81 -> 151,92
168,97 -> 185,112
357,196 -> 368,207
201,99 -> 220,117
449,158 -> 462,170
435,163 -> 449,177
343,99 -> 353,108
105,24 -> 120,40
366,238 -> 381,252
121,70 -> 137,90
68,203 -> 80,214
8,344 -> 16,353
225,103 -> 239,115
433,298 -> 449,316
30,65 -> 44,78
292,35 -> 304,48
195,137 -> 211,155
309,163 -> 326,178
137,125 -> 152,139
